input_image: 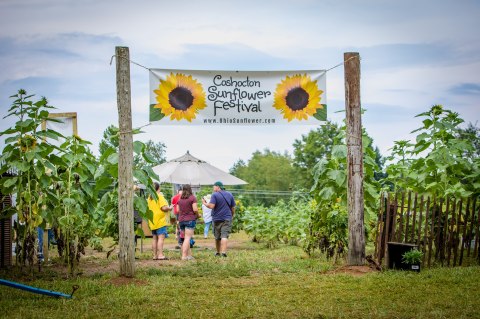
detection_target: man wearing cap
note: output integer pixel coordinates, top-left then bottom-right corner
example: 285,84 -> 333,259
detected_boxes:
202,181 -> 235,257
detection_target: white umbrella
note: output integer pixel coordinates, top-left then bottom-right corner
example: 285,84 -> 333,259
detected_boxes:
152,151 -> 248,186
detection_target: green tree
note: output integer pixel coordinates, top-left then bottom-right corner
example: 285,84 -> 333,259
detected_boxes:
230,149 -> 296,206
98,125 -> 119,155
292,121 -> 340,190
229,159 -> 247,176
134,139 -> 166,168
457,122 -> 480,159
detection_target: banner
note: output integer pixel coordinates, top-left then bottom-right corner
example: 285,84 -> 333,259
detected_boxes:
149,69 -> 326,125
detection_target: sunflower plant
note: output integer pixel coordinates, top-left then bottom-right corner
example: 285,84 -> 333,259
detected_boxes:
45,135 -> 101,275
0,90 -> 62,267
307,123 -> 380,258
242,196 -> 310,248
95,128 -> 160,243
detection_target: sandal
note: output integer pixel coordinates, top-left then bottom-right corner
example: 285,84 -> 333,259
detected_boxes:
153,257 -> 158,260
158,257 -> 169,260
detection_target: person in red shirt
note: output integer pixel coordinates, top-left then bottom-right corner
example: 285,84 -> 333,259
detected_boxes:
171,188 -> 182,245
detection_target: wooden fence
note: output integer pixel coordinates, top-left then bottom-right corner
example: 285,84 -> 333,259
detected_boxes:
375,191 -> 480,268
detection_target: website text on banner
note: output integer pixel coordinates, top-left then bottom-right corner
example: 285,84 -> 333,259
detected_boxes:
149,70 -> 327,125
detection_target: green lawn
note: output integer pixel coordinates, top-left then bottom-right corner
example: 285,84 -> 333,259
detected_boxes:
1,233 -> 479,319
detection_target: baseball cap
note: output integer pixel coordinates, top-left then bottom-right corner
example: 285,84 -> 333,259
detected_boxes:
213,181 -> 225,189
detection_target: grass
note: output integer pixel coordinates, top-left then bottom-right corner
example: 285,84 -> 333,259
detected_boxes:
1,232 -> 479,319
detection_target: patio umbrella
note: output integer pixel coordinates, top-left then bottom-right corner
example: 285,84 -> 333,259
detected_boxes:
151,151 -> 247,186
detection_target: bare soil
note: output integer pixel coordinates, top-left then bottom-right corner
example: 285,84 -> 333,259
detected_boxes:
325,265 -> 378,276
3,236 -> 378,280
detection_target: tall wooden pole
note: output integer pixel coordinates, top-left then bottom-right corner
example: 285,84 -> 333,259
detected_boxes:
115,46 -> 135,277
344,52 -> 365,265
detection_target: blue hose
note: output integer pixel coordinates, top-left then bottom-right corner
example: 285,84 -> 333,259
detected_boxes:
0,278 -> 78,299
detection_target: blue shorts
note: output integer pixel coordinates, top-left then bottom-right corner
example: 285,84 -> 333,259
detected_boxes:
151,226 -> 169,237
179,220 -> 196,231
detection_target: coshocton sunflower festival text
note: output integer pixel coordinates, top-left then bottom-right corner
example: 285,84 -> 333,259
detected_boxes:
207,75 -> 271,116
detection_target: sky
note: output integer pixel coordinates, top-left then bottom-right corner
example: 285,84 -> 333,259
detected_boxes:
1,0 -> 479,172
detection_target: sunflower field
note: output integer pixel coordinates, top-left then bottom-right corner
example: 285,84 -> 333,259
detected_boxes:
0,90 -> 159,275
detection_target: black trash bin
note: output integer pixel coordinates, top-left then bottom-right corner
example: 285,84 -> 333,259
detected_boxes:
387,242 -> 418,270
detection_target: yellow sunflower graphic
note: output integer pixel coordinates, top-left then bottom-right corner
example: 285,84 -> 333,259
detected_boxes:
273,74 -> 323,121
153,73 -> 206,122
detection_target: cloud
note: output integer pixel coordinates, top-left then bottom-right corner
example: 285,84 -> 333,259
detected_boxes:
144,42 -> 304,71
449,83 -> 480,96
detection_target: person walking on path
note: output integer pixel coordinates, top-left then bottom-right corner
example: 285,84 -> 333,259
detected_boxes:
202,194 -> 213,239
202,181 -> 235,257
147,182 -> 172,260
177,184 -> 198,261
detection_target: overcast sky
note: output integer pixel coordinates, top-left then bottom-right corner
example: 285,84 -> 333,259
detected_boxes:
1,0 -> 479,172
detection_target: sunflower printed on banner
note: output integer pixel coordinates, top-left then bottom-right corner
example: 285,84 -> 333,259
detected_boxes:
273,74 -> 323,122
149,69 -> 326,125
153,73 -> 206,122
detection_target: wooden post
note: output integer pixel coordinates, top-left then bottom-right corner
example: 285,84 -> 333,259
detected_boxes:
115,46 -> 135,277
344,52 -> 365,265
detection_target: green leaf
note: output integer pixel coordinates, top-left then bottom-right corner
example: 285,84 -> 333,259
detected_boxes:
4,135 -> 20,144
3,177 -> 18,188
313,104 -> 327,121
34,164 -> 43,179
81,181 -> 94,198
25,150 -> 36,162
335,170 -> 346,187
107,164 -> 118,178
99,147 -> 115,163
107,153 -> 119,165
413,142 -> 430,154
149,104 -> 164,122
17,119 -> 35,128
318,186 -> 335,200
133,169 -> 149,186
95,176 -> 113,190
94,165 -> 105,180
145,208 -> 154,223
143,152 -> 156,164
134,196 -> 148,214
62,197 -> 76,206
331,145 -> 347,159
83,161 -> 96,176
133,141 -> 144,155
12,161 -> 30,172
37,129 -> 64,141
144,166 -> 159,181
415,132 -> 430,143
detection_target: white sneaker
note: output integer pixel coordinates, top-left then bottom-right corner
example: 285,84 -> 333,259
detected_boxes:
181,256 -> 195,261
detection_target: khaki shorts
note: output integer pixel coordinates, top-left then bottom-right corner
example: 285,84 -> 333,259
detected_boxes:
213,220 -> 232,240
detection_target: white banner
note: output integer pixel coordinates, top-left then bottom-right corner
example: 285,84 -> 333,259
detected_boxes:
149,70 -> 326,125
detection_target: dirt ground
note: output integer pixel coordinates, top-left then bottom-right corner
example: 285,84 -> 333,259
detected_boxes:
32,236 -> 250,278
6,235 -> 379,281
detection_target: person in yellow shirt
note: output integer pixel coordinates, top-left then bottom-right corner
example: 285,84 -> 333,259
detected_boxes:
147,182 -> 172,260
